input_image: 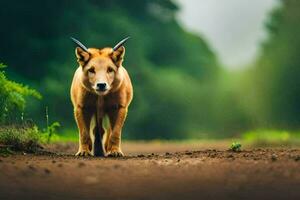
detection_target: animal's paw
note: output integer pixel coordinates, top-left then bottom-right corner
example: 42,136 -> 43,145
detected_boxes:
107,149 -> 124,157
75,149 -> 92,157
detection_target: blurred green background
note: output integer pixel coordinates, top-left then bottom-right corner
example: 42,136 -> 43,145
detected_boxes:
0,0 -> 299,140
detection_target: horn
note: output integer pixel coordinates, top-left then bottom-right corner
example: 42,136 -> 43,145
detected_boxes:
113,37 -> 130,51
70,37 -> 89,52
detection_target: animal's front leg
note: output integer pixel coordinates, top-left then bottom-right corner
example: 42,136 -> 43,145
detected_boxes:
74,107 -> 93,156
107,107 -> 128,157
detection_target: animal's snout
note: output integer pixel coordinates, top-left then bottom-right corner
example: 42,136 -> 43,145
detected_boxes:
96,83 -> 107,92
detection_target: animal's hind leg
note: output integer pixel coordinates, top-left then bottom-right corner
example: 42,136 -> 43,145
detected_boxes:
104,124 -> 112,153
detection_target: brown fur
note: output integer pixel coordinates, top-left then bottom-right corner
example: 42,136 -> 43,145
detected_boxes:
70,46 -> 133,157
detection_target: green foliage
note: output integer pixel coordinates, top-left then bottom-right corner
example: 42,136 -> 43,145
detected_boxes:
229,142 -> 242,152
0,125 -> 42,153
0,63 -> 6,69
0,64 -> 41,124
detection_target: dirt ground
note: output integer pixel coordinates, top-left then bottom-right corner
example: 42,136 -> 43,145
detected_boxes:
0,142 -> 300,200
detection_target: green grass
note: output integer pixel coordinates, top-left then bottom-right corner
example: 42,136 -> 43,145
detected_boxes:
51,128 -> 300,145
3,126 -> 295,149
49,129 -> 78,142
1,126 -> 299,156
242,129 -> 300,146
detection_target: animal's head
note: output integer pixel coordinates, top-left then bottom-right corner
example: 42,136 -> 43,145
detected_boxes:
71,37 -> 129,95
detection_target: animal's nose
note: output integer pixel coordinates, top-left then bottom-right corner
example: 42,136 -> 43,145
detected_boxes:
96,83 -> 107,91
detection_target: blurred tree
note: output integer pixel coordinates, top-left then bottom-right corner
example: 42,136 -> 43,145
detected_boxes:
241,0 -> 300,129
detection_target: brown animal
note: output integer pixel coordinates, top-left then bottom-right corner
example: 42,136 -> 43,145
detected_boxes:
70,37 -> 133,157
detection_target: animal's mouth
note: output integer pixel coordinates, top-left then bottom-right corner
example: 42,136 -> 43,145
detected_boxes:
95,89 -> 109,96
96,88 -> 108,92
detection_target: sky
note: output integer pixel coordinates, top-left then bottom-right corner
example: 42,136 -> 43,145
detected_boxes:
176,0 -> 279,69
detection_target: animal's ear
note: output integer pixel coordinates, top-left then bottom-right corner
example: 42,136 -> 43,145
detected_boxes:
110,46 -> 125,67
75,47 -> 90,66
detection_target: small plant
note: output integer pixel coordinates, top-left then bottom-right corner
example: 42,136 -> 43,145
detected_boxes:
43,106 -> 60,143
43,122 -> 60,143
230,142 -> 242,152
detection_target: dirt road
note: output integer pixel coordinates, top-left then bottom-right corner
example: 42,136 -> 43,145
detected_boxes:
0,142 -> 300,200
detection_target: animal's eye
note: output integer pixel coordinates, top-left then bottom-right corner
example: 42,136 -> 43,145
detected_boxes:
107,67 -> 114,73
88,67 -> 95,74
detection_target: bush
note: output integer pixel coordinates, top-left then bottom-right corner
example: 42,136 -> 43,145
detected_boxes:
0,63 -> 41,124
0,125 -> 42,153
